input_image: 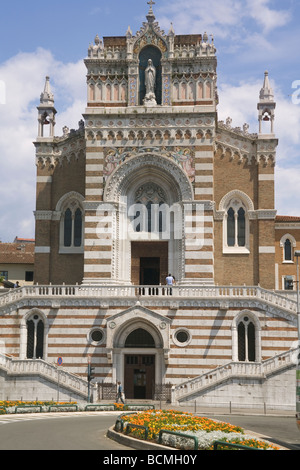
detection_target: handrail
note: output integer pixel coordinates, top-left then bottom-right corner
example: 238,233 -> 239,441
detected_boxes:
213,440 -> 261,450
125,423 -> 149,440
48,404 -> 78,412
15,405 -> 43,413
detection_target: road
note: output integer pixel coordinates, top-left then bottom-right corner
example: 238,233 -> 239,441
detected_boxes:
0,410 -> 299,451
202,413 -> 300,450
0,412 -> 131,451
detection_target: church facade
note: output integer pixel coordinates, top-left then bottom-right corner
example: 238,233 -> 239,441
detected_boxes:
0,4 -> 299,407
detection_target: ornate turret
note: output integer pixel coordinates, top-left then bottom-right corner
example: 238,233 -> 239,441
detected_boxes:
37,76 -> 57,138
257,71 -> 276,136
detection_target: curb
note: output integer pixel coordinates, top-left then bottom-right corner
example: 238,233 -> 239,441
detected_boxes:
107,426 -> 174,451
107,425 -> 289,451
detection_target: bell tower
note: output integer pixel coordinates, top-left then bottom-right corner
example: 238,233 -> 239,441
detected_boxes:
257,71 -> 276,137
37,76 -> 57,138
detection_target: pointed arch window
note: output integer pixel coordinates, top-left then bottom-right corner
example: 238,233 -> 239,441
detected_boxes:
226,205 -> 246,248
280,233 -> 296,263
131,183 -> 166,234
284,239 -> 292,261
237,316 -> 256,362
63,206 -> 83,248
26,314 -> 44,359
221,193 -> 251,254
58,194 -> 84,254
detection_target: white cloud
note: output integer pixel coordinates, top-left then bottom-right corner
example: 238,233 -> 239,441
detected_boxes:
246,0 -> 291,33
158,0 -> 291,40
276,166 -> 300,216
0,49 -> 86,242
217,76 -> 300,216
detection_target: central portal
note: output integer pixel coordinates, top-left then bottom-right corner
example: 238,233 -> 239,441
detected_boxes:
131,241 -> 168,285
124,354 -> 155,399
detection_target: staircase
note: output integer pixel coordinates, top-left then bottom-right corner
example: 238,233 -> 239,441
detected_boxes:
0,353 -> 90,400
172,348 -> 297,403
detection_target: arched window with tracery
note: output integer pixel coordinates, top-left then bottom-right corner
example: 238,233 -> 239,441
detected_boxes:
280,233 -> 296,263
232,311 -> 261,363
220,191 -> 253,254
237,315 -> 256,362
226,205 -> 246,248
58,193 -> 84,253
26,313 -> 45,359
131,183 -> 166,234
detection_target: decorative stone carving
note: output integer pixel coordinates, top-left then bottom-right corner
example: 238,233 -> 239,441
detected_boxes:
144,59 -> 157,106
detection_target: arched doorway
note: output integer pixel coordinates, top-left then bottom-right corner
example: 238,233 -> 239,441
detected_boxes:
124,328 -> 156,399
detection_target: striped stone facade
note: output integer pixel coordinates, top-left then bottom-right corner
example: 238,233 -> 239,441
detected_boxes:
0,6 -> 299,407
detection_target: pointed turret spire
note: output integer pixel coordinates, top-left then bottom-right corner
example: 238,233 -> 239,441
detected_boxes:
40,76 -> 54,105
259,71 -> 274,102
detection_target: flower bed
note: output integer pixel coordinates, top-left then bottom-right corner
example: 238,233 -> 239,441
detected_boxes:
116,409 -> 280,450
0,401 -> 155,414
0,400 -> 78,414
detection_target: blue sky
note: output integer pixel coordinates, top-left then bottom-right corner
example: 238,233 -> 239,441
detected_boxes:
0,0 -> 300,242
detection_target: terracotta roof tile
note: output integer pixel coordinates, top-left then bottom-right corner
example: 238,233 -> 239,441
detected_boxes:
276,215 -> 300,222
0,243 -> 34,264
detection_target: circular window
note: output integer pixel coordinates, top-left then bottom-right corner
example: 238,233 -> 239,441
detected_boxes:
173,328 -> 191,347
89,328 -> 105,345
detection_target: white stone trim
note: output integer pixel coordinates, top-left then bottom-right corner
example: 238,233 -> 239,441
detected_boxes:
34,211 -> 53,220
84,251 -> 111,259
185,265 -> 214,273
35,246 -> 51,253
84,265 -> 112,273
195,163 -> 213,170
86,188 -> 103,196
85,176 -> 101,183
86,164 -> 104,171
195,175 -> 213,183
259,246 -> 275,253
36,176 -> 52,183
258,174 -> 274,181
195,187 -> 213,195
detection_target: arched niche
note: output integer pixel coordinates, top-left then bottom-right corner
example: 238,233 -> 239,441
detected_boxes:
139,45 -> 162,105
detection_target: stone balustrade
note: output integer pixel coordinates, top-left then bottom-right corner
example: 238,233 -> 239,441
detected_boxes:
0,353 -> 90,399
0,284 -> 297,315
172,348 -> 297,403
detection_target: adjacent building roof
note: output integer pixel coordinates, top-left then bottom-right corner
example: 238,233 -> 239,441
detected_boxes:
0,241 -> 35,265
276,215 -> 300,223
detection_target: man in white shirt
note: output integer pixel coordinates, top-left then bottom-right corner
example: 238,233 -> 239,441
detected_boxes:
166,273 -> 174,295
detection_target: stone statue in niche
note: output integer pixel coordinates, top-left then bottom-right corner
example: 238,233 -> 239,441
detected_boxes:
144,59 -> 157,106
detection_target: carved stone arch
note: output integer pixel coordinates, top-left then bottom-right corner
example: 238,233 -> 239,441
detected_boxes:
56,191 -> 85,213
219,189 -> 254,212
280,233 -> 296,248
132,25 -> 168,57
103,152 -> 194,203
113,319 -> 164,349
21,307 -> 48,326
